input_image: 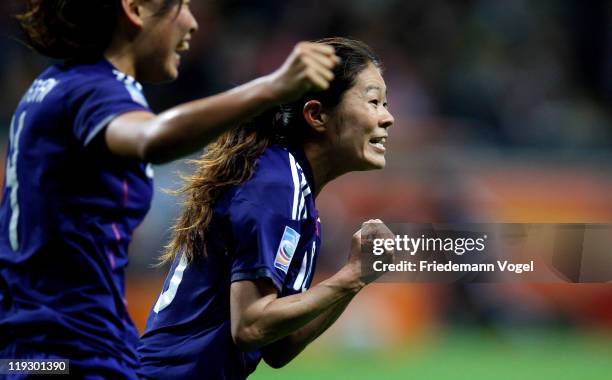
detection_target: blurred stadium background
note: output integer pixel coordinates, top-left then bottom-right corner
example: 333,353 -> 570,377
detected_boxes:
2,0 -> 612,378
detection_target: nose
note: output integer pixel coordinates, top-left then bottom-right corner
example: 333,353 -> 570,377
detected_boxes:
379,106 -> 394,129
186,6 -> 199,34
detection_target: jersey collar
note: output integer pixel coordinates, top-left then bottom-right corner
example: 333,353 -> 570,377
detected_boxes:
287,145 -> 316,196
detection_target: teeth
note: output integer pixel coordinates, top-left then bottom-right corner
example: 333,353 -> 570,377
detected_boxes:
176,41 -> 190,52
370,137 -> 387,145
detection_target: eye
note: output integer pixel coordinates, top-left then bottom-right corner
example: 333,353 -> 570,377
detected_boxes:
383,102 -> 389,109
369,99 -> 379,106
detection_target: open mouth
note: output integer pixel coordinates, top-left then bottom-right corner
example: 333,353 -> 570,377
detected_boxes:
175,40 -> 190,57
369,136 -> 387,152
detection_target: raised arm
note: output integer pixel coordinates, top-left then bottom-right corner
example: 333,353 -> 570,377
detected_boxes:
230,220 -> 394,366
105,42 -> 338,164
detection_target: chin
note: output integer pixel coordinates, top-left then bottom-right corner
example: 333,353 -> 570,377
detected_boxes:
161,63 -> 180,82
157,71 -> 179,84
370,160 -> 386,170
167,69 -> 179,81
141,67 -> 178,84
157,56 -> 180,81
360,156 -> 386,171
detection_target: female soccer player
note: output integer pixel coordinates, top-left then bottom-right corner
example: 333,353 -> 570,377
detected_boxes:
138,37 -> 395,379
0,0 -> 338,377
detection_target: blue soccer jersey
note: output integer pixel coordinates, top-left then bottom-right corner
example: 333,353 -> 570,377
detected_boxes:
0,59 -> 153,376
138,145 -> 321,380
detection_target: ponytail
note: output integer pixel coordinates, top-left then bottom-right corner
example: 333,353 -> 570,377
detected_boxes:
161,110 -> 279,264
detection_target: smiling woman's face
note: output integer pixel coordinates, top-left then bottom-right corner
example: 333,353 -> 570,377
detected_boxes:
326,62 -> 395,171
137,0 -> 198,82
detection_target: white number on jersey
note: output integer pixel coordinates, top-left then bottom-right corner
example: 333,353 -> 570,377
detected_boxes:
153,254 -> 188,313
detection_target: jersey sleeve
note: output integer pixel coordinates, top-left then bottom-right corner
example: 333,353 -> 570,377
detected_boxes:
70,76 -> 151,147
229,197 -> 301,292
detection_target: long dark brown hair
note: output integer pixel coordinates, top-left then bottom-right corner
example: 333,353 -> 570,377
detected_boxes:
162,37 -> 382,264
16,0 -> 182,60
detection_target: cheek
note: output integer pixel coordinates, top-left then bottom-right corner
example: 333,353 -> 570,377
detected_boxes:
335,118 -> 362,148
331,102 -> 374,152
154,18 -> 180,45
146,27 -> 170,53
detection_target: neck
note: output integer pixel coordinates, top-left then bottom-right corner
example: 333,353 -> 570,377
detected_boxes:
104,34 -> 138,78
303,141 -> 344,198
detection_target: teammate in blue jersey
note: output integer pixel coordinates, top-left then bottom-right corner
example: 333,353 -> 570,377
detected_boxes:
139,38 -> 395,379
0,0 -> 339,378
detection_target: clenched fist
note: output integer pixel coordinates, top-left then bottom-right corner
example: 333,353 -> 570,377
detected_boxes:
265,42 -> 340,104
346,219 -> 395,285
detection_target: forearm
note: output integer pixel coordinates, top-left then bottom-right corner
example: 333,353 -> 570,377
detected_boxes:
261,288 -> 356,368
142,76 -> 276,163
232,266 -> 363,351
106,42 -> 338,163
259,221 -> 395,366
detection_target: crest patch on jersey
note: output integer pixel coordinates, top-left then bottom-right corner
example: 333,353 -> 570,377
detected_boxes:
274,226 -> 300,273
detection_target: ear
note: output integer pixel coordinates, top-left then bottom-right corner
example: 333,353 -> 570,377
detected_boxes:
302,100 -> 328,133
120,0 -> 144,28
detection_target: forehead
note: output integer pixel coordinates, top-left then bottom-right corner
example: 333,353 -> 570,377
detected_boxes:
351,63 -> 387,95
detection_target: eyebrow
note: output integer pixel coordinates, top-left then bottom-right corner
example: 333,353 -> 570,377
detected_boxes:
365,85 -> 388,97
